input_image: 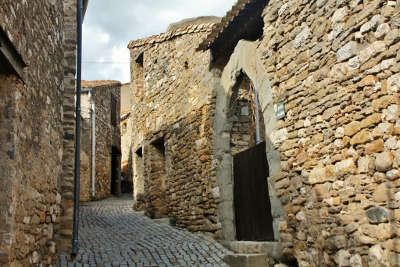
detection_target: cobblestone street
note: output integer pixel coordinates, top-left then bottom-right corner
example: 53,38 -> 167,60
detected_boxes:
59,195 -> 231,266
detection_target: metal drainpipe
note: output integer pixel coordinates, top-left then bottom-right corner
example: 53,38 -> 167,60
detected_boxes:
253,85 -> 261,145
72,0 -> 83,257
91,99 -> 96,198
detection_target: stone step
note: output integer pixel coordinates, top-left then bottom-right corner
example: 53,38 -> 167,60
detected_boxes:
224,253 -> 274,267
153,218 -> 170,225
132,210 -> 145,216
221,241 -> 281,260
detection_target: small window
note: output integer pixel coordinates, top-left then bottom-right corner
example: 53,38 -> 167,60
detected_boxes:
136,147 -> 143,158
135,51 -> 144,67
152,138 -> 165,156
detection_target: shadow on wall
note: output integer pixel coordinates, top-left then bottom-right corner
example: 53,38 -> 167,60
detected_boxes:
121,146 -> 134,194
0,74 -> 18,265
131,103 -> 221,234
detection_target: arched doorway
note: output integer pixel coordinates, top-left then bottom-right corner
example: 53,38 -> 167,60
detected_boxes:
229,71 -> 274,241
213,40 -> 284,242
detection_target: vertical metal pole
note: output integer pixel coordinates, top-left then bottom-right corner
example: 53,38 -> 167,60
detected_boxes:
253,84 -> 261,144
91,100 -> 96,198
72,0 -> 83,257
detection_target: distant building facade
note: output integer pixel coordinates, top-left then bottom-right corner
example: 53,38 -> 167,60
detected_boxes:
80,80 -> 122,201
120,82 -> 133,192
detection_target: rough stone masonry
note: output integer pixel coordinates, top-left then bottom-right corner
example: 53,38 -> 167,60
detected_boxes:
0,1 -> 88,265
128,18 -> 222,230
255,0 -> 400,265
129,0 -> 400,266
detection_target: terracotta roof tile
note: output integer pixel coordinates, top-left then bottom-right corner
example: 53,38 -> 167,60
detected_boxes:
127,23 -> 216,49
81,80 -> 121,88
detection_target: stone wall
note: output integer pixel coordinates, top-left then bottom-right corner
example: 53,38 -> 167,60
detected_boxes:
0,75 -> 15,264
229,75 -> 264,156
0,1 -> 65,265
80,114 -> 92,202
121,114 -> 133,179
56,0 -> 87,254
128,22 -> 223,233
82,81 -> 121,200
121,83 -> 132,114
121,83 -> 133,184
129,1 -> 400,264
256,0 -> 400,265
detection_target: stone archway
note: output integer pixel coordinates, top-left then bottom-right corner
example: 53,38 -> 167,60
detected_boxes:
213,40 -> 284,242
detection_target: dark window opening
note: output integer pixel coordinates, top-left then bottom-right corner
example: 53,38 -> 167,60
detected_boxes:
134,51 -> 145,98
284,259 -> 299,267
111,94 -> 117,126
136,147 -> 143,158
152,138 -> 165,156
135,51 -> 144,67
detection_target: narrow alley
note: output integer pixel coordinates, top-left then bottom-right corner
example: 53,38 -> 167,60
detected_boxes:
2,1 -> 400,266
59,195 -> 232,267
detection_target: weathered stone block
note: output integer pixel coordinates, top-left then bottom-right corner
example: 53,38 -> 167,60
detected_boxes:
223,253 -> 271,267
360,113 -> 381,129
344,121 -> 361,136
337,41 -> 358,62
366,139 -> 384,154
372,95 -> 397,110
307,165 -> 336,184
375,152 -> 394,171
366,207 -> 389,224
350,129 -> 372,145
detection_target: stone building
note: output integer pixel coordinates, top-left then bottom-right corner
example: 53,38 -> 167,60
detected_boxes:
129,0 -> 400,266
121,82 -> 133,187
128,17 -> 223,221
0,1 -> 88,265
80,80 -> 122,201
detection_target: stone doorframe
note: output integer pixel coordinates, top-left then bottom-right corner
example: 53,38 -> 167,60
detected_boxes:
213,40 -> 284,242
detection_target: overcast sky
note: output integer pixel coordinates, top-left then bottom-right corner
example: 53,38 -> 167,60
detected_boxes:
82,0 -> 237,83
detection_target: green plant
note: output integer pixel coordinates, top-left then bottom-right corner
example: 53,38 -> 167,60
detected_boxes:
169,216 -> 177,226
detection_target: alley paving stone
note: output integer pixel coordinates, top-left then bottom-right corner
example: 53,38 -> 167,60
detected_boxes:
60,195 -> 232,266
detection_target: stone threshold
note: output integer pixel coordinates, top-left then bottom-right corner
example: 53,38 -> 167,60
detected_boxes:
220,240 -> 281,259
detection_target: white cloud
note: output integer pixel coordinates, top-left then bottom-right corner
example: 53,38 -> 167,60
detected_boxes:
82,0 -> 237,83
110,45 -> 130,83
99,32 -> 110,44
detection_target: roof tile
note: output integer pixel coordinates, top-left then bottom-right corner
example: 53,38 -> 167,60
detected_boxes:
128,23 -> 215,49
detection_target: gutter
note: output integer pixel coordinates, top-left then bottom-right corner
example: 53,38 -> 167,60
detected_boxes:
81,88 -> 96,198
252,83 -> 261,144
91,99 -> 96,198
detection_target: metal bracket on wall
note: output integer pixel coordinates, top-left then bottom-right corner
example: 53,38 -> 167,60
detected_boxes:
0,28 -> 26,79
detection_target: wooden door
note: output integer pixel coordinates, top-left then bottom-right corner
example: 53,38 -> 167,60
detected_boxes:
233,141 -> 274,241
